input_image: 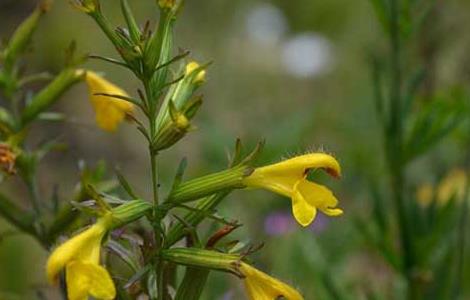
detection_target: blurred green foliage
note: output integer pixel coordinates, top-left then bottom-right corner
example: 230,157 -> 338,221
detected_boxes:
1,0 -> 470,299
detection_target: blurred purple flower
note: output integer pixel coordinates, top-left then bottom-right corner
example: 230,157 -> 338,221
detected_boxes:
264,211 -> 296,236
310,212 -> 330,233
220,290 -> 234,300
264,210 -> 330,236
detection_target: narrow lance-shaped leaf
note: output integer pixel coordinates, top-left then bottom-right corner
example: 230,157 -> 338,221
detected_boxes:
3,1 -> 50,70
21,69 -> 83,126
120,0 -> 141,43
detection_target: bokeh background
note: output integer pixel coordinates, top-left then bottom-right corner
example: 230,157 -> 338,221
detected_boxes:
1,0 -> 470,299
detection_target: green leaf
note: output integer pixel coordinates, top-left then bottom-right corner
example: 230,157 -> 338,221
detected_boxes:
120,0 -> 141,43
107,240 -> 140,272
124,265 -> 151,289
171,157 -> 188,191
404,90 -> 467,162
3,4 -> 48,70
93,92 -> 142,107
174,267 -> 209,300
115,168 -> 139,199
164,192 -> 230,247
21,68 -> 82,126
402,67 -> 426,117
147,269 -> 158,300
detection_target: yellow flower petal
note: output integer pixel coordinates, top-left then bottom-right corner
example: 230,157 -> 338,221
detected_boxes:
253,153 -> 341,178
292,180 -> 317,227
436,169 -> 467,206
185,61 -> 206,83
46,217 -> 115,299
81,70 -> 133,132
299,181 -> 343,216
46,222 -> 106,284
66,261 -> 116,300
241,263 -> 304,300
416,183 -> 434,207
416,168 -> 468,208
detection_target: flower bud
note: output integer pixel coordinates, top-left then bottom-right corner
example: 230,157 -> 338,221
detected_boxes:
155,61 -> 208,132
158,0 -> 176,9
153,97 -> 201,151
70,0 -> 100,14
185,61 -> 206,83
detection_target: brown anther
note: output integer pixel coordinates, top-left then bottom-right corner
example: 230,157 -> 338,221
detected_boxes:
0,144 -> 17,175
325,167 -> 341,179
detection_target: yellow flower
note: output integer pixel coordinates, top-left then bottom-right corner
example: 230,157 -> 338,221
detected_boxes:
240,263 -> 304,300
158,0 -> 175,9
243,153 -> 342,227
79,70 -> 133,132
46,217 -> 116,300
417,169 -> 468,207
416,183 -> 434,207
437,169 -> 467,205
185,61 -> 206,83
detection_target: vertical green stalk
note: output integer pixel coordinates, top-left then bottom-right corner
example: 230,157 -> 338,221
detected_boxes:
144,76 -> 165,300
387,0 -> 416,298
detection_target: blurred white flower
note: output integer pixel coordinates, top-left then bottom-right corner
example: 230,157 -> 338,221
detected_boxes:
282,33 -> 334,78
244,3 -> 287,46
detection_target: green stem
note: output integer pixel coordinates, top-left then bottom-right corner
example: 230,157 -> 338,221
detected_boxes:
144,74 -> 165,299
149,146 -> 165,300
387,0 -> 417,298
26,175 -> 42,218
150,150 -> 159,207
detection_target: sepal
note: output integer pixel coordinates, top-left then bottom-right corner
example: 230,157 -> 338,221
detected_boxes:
167,165 -> 252,204
110,199 -> 153,229
160,248 -> 242,277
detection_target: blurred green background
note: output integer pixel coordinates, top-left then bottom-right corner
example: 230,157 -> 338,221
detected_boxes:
1,0 -> 470,299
